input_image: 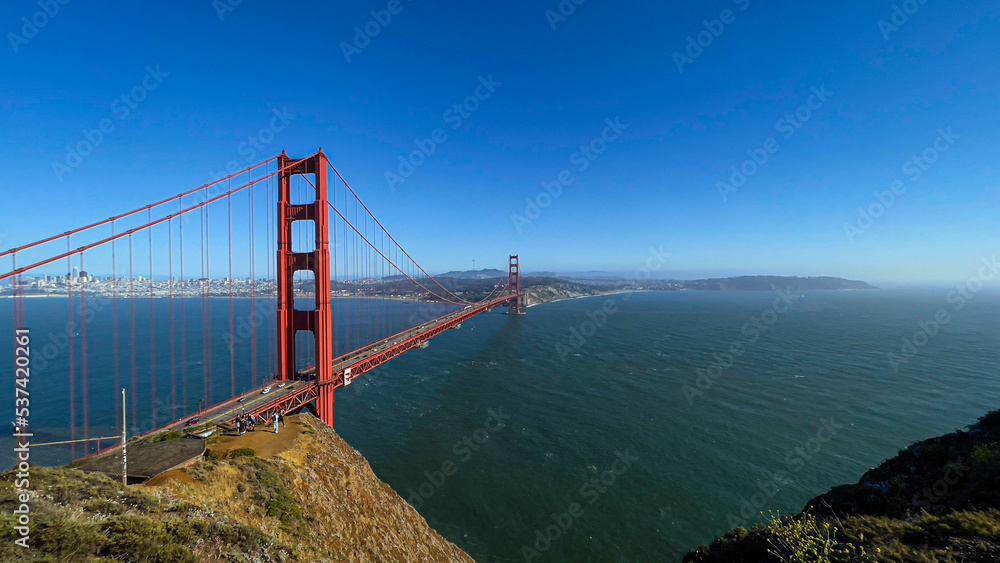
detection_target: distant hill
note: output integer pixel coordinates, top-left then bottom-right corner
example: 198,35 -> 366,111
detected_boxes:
516,274 -> 876,292
436,269 -> 506,280
678,275 -> 876,291
524,270 -> 621,279
438,270 -> 874,291
422,273 -> 875,305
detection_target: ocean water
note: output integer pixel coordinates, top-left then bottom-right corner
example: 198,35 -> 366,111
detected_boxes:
333,289 -> 1000,561
2,288 -> 999,560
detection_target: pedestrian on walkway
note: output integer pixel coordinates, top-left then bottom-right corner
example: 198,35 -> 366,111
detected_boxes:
272,412 -> 280,434
279,411 -> 285,428
248,416 -> 256,432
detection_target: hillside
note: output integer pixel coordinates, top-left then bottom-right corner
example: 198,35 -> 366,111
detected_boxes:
684,410 -> 1000,562
428,274 -> 875,307
678,276 -> 875,291
0,414 -> 473,562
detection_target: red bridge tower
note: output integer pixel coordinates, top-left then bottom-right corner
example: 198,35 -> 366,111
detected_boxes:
276,151 -> 336,427
508,255 -> 525,314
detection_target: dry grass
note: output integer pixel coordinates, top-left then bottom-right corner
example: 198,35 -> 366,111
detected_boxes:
0,413 -> 471,562
144,413 -> 473,562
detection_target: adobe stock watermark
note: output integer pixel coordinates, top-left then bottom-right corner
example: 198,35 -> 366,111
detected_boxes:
213,0 -> 245,21
207,106 -> 296,182
405,407 -> 510,509
683,287 -> 800,404
51,65 -> 170,182
341,0 -> 412,63
878,0 -> 931,41
725,417 -> 846,530
385,75 -> 501,192
512,117 -> 628,233
843,127 -> 958,243
520,449 -> 638,561
716,84 -> 833,202
7,0 -> 71,54
555,245 -> 670,362
544,0 -> 588,31
886,254 -> 998,372
673,0 -> 751,73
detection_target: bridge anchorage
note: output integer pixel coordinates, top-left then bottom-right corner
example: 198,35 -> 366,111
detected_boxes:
1,148 -> 525,465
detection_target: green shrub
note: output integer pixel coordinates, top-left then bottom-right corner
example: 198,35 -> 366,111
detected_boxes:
972,443 -> 1000,468
186,460 -> 217,483
240,458 -> 303,530
228,447 -> 257,459
100,515 -> 197,563
147,430 -> 186,443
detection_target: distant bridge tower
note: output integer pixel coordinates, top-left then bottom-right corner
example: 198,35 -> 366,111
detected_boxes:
276,151 -> 336,427
508,255 -> 525,314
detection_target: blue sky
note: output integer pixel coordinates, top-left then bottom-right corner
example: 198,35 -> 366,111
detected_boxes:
0,1 -> 997,283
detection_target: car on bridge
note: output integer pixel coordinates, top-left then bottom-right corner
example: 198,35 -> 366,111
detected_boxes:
261,386 -> 273,395
184,417 -> 201,427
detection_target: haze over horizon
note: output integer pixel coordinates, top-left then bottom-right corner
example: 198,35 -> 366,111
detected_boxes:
1,2 -> 997,284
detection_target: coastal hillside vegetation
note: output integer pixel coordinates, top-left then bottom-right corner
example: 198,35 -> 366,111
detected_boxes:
684,410 -> 1000,562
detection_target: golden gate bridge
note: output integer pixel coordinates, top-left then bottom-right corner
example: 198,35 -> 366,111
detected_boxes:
1,150 -> 524,463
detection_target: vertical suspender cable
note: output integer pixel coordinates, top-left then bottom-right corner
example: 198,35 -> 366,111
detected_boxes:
205,188 -> 212,405
249,169 -> 257,388
180,201 -> 187,415
129,234 -> 136,435
169,217 -> 176,420
112,222 -> 120,427
148,209 -> 156,426
67,236 -> 75,459
267,166 -> 274,379
201,201 -> 207,410
228,181 -> 235,398
79,253 -> 88,454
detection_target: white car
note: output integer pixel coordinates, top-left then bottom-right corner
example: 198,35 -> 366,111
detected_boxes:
277,382 -> 287,388
261,386 -> 273,395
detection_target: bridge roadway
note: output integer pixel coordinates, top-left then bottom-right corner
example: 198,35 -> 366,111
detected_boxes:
142,292 -> 522,438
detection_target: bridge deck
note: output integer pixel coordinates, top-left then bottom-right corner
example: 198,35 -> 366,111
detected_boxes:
128,291 -> 523,443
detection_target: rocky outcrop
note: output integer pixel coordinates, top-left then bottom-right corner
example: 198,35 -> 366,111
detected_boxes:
684,410 -> 1000,562
0,413 -> 473,562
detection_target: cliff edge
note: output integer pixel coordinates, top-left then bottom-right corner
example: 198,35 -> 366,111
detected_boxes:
0,413 -> 473,562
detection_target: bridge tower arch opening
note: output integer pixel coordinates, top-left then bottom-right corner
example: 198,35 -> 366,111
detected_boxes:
276,151 -> 336,427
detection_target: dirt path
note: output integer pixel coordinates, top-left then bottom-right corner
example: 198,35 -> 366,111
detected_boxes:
210,415 -> 306,459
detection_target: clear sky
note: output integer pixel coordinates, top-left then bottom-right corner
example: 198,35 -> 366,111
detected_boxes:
1,1 -> 997,283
